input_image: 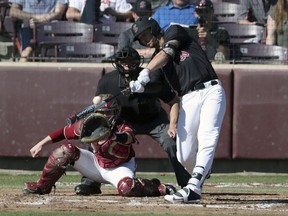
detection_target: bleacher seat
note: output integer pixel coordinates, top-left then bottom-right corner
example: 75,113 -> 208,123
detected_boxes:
32,21 -> 94,61
94,21 -> 132,49
218,23 -> 266,44
238,44 -> 288,64
213,2 -> 241,23
58,43 -> 115,63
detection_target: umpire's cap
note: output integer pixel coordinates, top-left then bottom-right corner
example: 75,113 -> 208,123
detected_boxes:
132,16 -> 162,41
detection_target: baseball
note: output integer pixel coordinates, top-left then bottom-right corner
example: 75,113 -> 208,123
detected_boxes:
93,96 -> 102,104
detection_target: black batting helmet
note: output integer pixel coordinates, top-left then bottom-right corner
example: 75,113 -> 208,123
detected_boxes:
112,46 -> 143,81
131,16 -> 162,41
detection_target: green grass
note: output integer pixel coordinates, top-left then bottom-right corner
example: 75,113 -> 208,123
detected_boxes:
1,213 -> 192,216
0,213 -> 224,216
1,213 -> 193,216
1,171 -> 288,195
206,174 -> 288,184
1,171 -> 287,188
1,171 -> 288,216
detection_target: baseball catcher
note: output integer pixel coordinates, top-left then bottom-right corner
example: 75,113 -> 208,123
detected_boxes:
23,94 -> 176,197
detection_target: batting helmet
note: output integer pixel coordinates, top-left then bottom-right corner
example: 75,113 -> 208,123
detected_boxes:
112,46 -> 143,81
131,16 -> 162,41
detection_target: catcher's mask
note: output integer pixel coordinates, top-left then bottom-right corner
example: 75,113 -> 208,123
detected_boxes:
112,46 -> 143,82
96,94 -> 121,128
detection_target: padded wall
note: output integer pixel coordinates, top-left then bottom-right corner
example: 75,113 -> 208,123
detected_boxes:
0,65 -> 103,157
214,68 -> 233,159
233,66 -> 288,159
0,64 -> 233,159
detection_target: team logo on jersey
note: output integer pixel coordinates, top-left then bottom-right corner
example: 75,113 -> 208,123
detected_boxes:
180,51 -> 189,61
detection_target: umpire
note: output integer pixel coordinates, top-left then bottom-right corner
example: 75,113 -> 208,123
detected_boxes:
74,46 -> 191,195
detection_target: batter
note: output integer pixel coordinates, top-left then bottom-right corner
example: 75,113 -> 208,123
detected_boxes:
130,16 -> 226,203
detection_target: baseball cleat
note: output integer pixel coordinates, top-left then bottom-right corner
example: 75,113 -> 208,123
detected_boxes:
164,184 -> 177,195
164,187 -> 200,203
22,182 -> 53,195
74,184 -> 102,196
158,183 -> 176,196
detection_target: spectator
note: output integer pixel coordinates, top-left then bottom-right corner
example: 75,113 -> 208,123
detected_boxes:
66,0 -> 101,24
238,0 -> 276,25
151,0 -> 171,13
194,0 -> 231,60
66,0 -> 84,21
266,0 -> 288,47
8,0 -> 67,62
72,0 -> 133,24
100,0 -> 133,22
22,94 -> 176,197
152,0 -> 198,31
118,0 -> 155,59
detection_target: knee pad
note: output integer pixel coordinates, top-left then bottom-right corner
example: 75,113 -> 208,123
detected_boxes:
117,177 -> 134,196
37,142 -> 80,193
117,177 -> 161,197
52,142 -> 80,168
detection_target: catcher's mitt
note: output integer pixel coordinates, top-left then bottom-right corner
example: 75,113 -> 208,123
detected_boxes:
80,113 -> 111,143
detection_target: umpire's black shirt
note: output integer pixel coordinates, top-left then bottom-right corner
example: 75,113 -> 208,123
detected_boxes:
96,68 -> 176,123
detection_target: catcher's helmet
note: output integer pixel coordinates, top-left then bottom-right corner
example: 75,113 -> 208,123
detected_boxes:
96,94 -> 121,128
131,16 -> 162,41
112,46 -> 143,81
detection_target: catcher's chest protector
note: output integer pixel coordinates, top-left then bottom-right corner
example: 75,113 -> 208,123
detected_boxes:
91,119 -> 135,168
92,138 -> 131,159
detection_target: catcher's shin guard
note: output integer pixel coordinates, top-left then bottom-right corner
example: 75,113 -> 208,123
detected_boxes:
23,142 -> 80,195
117,177 -> 176,197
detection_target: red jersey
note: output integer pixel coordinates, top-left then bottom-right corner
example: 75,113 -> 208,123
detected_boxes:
48,118 -> 136,168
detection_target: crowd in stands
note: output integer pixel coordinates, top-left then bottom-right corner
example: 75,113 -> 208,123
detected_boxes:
0,0 -> 287,63
8,0 -> 67,61
266,0 -> 288,48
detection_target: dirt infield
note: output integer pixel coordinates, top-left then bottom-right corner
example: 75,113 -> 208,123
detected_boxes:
1,182 -> 288,215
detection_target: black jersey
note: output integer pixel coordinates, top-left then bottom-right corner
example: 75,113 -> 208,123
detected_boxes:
96,69 -> 176,123
162,25 -> 218,96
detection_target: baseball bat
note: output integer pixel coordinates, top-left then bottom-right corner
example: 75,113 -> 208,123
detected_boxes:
66,87 -> 130,125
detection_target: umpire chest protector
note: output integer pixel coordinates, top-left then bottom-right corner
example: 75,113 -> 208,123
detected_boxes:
97,70 -> 171,123
121,93 -> 162,123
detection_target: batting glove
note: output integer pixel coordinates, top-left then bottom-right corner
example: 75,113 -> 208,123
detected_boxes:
137,68 -> 150,86
129,80 -> 145,93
